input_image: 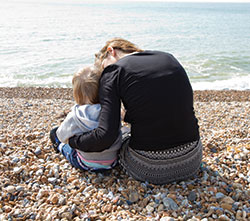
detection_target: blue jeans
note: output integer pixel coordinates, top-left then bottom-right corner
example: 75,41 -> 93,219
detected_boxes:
58,143 -> 84,170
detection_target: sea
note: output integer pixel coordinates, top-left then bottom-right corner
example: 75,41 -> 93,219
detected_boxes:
1,0 -> 250,90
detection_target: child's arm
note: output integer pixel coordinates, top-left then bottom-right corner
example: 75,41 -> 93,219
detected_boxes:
56,107 -> 82,143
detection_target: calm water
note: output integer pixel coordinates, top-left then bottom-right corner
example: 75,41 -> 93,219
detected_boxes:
1,0 -> 250,90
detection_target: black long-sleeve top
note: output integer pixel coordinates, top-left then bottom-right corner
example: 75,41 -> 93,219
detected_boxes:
69,51 -> 200,152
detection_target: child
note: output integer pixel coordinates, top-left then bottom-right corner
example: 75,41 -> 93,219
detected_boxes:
50,66 -> 122,171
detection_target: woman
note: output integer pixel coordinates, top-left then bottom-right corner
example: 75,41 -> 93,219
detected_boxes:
68,38 -> 202,184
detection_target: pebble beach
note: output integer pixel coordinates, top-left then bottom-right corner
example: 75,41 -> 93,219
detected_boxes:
0,87 -> 249,221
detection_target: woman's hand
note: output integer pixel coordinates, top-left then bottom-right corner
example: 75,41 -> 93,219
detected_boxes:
121,105 -> 126,121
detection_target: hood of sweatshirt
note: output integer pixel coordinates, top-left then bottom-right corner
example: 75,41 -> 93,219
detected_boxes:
72,104 -> 101,131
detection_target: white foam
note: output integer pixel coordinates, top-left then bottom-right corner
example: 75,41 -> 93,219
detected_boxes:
192,75 -> 250,90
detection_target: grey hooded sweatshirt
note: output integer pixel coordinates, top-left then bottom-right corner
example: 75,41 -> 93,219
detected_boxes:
56,104 -> 121,162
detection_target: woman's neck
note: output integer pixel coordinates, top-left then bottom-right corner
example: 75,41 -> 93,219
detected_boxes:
116,50 -> 138,60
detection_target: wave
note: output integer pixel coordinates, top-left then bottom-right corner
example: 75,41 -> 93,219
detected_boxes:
191,75 -> 250,90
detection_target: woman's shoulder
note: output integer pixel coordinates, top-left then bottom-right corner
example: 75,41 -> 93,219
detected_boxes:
143,50 -> 175,58
101,64 -> 125,82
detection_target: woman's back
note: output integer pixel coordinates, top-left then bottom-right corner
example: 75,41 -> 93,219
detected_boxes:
109,50 -> 200,150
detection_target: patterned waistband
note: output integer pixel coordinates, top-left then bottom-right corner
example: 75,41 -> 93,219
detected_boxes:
119,139 -> 203,184
134,140 -> 199,160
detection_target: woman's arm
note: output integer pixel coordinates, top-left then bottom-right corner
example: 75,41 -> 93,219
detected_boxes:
68,66 -> 121,152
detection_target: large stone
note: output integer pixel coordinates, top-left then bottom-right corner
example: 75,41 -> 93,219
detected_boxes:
218,214 -> 230,221
6,185 -> 16,194
157,204 -> 164,212
235,210 -> 242,220
188,191 -> 197,202
220,203 -> 232,211
129,191 -> 139,203
163,197 -> 179,211
215,192 -> 225,200
146,205 -> 154,213
34,147 -> 41,155
50,194 -> 59,204
13,167 -> 23,174
221,196 -> 234,204
48,177 -> 57,185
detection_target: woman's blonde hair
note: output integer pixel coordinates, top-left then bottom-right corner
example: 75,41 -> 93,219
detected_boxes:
72,66 -> 100,105
95,37 -> 144,68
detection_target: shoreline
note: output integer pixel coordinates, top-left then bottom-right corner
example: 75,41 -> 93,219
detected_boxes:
0,87 -> 250,101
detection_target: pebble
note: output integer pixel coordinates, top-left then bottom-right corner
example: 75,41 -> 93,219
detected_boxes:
163,197 -> 179,211
29,214 -> 36,220
49,194 -> 59,204
129,191 -> 139,203
0,91 -> 249,220
210,147 -> 218,153
5,185 -> 16,193
232,202 -> 240,211
188,217 -> 200,221
160,217 -> 175,221
83,186 -> 93,193
202,171 -> 209,181
12,157 -> 20,163
36,169 -> 43,176
221,203 -> 232,211
153,192 -> 161,200
23,198 -> 29,207
107,191 -> 114,200
48,177 -> 57,185
157,204 -> 164,212
188,191 -> 197,202
219,214 -> 230,221
181,198 -> 189,207
216,192 -> 225,200
34,147 -> 41,155
236,210 -> 242,220
58,196 -> 66,205
146,205 -> 154,213
16,186 -> 24,192
13,167 -> 23,174
221,196 -> 234,204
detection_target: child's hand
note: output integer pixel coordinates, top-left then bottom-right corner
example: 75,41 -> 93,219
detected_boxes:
57,109 -> 70,119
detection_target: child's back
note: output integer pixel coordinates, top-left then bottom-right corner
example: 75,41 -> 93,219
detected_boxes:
50,65 -> 122,171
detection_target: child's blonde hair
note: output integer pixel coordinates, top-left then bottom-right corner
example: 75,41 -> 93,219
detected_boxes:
72,66 -> 100,105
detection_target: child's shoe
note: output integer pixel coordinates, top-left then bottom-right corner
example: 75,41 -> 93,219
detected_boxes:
49,127 -> 60,153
